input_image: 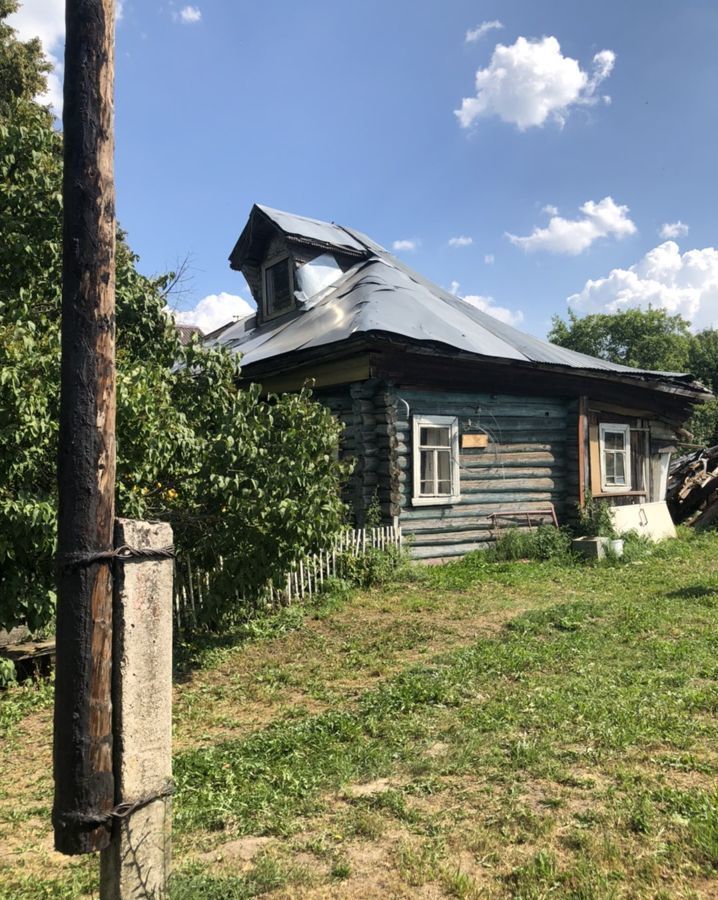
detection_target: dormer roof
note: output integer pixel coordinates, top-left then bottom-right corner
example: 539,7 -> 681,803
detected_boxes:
229,204 -> 370,272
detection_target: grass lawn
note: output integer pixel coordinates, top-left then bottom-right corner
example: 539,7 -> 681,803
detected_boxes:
1,530 -> 718,898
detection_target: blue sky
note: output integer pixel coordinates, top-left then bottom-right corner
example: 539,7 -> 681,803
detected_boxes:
11,0 -> 718,335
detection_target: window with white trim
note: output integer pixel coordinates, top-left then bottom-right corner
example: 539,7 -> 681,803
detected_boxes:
412,415 -> 460,506
599,423 -> 631,492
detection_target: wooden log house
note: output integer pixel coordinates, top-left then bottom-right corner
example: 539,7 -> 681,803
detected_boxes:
207,205 -> 710,560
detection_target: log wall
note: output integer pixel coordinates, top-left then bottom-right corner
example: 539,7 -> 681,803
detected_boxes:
322,378 -> 400,525
320,379 -> 677,560
394,388 -> 572,560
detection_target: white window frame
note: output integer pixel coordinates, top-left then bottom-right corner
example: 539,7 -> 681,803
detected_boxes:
412,415 -> 460,507
599,423 -> 632,493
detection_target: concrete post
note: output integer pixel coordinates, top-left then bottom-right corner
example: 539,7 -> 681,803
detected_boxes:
100,519 -> 173,900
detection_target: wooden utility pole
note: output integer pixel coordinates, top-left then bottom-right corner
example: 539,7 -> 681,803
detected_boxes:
53,0 -> 117,856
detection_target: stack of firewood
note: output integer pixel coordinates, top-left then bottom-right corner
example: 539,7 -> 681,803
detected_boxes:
667,445 -> 718,529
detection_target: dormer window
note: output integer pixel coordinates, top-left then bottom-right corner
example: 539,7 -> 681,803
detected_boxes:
263,255 -> 294,319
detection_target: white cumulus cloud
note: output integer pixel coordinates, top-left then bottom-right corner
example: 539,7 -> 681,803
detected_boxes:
173,292 -> 254,333
8,0 -> 65,57
660,220 -> 689,239
449,235 -> 473,247
463,294 -> 524,326
465,20 -> 503,43
568,241 -> 718,330
507,196 -> 636,255
449,281 -> 523,326
8,0 -> 65,114
484,254 -> 495,265
392,239 -> 419,252
176,5 -> 202,24
455,35 -> 615,130
8,0 -> 125,116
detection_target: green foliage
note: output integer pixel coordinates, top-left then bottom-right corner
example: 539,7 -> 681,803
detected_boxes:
0,1 -> 50,117
340,546 -> 406,588
364,491 -> 382,529
330,857 -> 352,880
0,10 -> 348,631
687,395 -> 718,447
0,657 -> 15,688
163,381 -> 349,629
549,307 -> 718,445
688,328 -> 718,394
548,307 -> 694,373
618,530 -> 655,562
0,676 -> 53,736
487,525 -> 573,562
5,531 -> 718,897
575,489 -> 616,538
0,862 -> 97,900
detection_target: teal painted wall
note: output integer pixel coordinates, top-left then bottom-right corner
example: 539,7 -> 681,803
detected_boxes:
393,388 -> 574,560
322,381 -> 576,557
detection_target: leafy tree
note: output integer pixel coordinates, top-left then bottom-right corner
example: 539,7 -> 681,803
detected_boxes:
549,308 -> 718,446
0,4 -> 349,632
0,0 -> 49,116
688,328 -> 718,394
548,308 -> 693,373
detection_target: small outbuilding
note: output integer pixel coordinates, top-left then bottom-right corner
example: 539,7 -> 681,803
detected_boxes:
209,204 -> 709,559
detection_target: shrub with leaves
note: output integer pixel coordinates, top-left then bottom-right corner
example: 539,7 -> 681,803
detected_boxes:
0,5 -> 349,632
575,490 -> 616,538
489,526 -> 574,563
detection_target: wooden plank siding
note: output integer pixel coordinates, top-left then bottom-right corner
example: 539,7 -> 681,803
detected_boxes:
391,388 -> 572,560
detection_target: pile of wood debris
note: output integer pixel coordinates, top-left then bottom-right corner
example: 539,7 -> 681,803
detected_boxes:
667,445 -> 718,529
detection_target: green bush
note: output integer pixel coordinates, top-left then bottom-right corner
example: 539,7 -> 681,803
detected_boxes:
575,490 -> 616,538
0,657 -> 16,688
0,18 -> 351,632
340,546 -> 406,588
488,526 -> 574,563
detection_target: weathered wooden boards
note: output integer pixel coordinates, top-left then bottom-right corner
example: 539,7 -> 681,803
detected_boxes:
0,640 -> 56,680
394,390 -> 569,558
667,444 -> 718,528
324,379 -> 402,523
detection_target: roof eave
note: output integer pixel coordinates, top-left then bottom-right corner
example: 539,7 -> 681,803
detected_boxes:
236,331 -> 711,404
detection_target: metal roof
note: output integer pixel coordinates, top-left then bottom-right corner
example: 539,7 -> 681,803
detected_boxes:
176,323 -> 204,345
215,206 -> 701,389
254,205 -> 370,255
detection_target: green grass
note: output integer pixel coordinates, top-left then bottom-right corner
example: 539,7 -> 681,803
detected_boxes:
0,677 -> 54,739
2,529 -> 718,898
169,854 -> 291,899
173,589 -> 718,835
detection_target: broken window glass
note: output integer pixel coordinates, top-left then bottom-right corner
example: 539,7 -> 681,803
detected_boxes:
265,258 -> 293,316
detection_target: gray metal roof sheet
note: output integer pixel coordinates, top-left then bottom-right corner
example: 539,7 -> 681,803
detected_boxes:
215,207 -> 698,387
255,205 -> 369,256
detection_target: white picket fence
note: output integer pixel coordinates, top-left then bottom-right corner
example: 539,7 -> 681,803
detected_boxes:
173,525 -> 402,632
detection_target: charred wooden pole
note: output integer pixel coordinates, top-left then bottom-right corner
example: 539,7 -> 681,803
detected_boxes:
53,0 -> 117,856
